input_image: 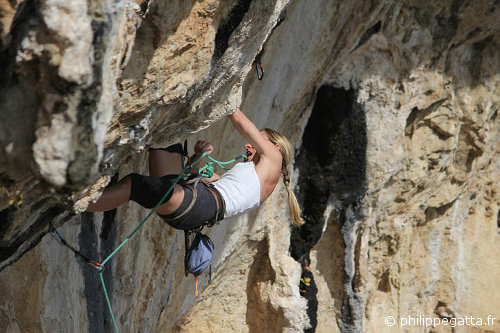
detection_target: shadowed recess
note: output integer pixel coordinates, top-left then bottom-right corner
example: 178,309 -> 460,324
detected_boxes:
290,85 -> 367,261
291,85 -> 367,332
0,203 -> 64,268
211,0 -> 253,65
353,20 -> 381,51
246,238 -> 287,333
79,212 -> 105,332
496,210 -> 500,231
0,206 -> 16,240
77,173 -> 118,332
100,186 -> 118,331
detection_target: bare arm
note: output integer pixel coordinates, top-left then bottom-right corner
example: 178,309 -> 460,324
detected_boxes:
229,108 -> 283,203
228,108 -> 280,160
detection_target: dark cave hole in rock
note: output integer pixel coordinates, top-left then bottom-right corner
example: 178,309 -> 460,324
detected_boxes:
211,0 -> 253,65
497,210 -> 500,232
290,85 -> 367,261
139,0 -> 149,15
0,204 -> 63,266
355,20 -> 382,50
0,205 -> 16,241
290,85 -> 367,332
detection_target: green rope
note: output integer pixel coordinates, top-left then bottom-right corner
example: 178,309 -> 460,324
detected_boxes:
49,152 -> 246,332
99,270 -> 117,330
95,152 -> 246,333
199,154 -> 246,177
99,172 -> 185,267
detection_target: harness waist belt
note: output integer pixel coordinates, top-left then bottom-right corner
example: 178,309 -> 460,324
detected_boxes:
161,179 -> 225,228
205,184 -> 225,224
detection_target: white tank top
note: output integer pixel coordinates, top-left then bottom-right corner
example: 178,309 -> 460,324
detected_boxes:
213,162 -> 261,218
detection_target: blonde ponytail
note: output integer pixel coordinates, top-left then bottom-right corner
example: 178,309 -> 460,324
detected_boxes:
264,128 -> 305,226
282,169 -> 305,226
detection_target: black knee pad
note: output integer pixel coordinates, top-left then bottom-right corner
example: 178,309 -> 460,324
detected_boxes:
127,173 -> 177,209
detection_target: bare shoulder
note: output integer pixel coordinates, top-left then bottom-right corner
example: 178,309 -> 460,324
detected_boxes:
254,153 -> 282,181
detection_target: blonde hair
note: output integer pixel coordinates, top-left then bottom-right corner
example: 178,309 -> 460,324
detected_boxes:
264,128 -> 305,226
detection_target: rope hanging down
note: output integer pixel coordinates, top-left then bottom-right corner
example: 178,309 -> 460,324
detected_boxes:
50,152 -> 246,333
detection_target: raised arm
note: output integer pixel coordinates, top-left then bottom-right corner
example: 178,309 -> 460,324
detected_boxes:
228,108 -> 280,160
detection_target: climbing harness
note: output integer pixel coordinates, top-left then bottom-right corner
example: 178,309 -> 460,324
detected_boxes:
50,150 -> 246,333
172,179 -> 226,297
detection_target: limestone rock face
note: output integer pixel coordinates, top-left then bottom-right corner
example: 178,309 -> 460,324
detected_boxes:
1,0 -> 499,332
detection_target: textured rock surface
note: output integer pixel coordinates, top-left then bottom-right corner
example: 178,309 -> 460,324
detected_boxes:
1,0 -> 499,332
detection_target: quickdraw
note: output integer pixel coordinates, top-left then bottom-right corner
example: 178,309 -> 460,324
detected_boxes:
49,222 -> 101,268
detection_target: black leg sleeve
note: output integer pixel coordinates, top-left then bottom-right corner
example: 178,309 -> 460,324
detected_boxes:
127,173 -> 177,209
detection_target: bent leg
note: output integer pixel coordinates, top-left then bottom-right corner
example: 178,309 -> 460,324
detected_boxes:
149,150 -> 183,177
149,143 -> 186,177
86,176 -> 132,212
86,173 -> 185,214
88,142 -> 187,213
128,173 -> 185,214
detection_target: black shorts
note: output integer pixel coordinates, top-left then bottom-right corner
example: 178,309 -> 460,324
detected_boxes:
127,173 -> 218,230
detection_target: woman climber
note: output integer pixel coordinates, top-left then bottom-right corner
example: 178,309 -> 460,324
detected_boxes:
87,108 -> 304,229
